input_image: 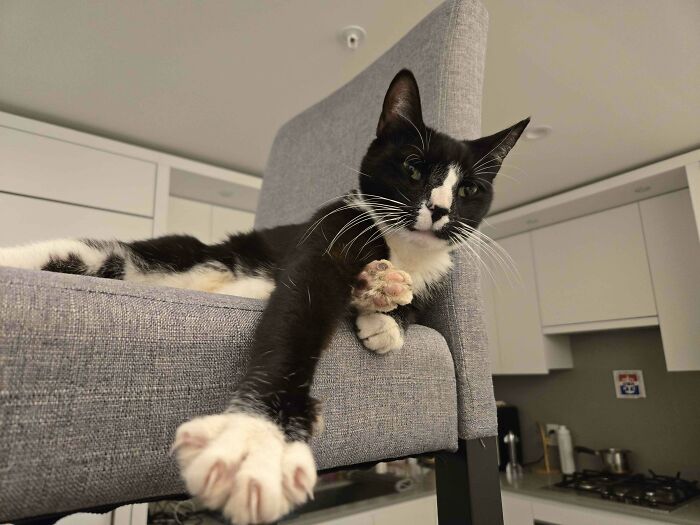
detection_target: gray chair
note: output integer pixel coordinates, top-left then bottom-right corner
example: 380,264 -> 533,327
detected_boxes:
0,1 -> 502,523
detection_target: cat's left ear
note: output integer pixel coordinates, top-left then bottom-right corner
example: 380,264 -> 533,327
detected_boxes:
467,117 -> 530,179
377,69 -> 424,138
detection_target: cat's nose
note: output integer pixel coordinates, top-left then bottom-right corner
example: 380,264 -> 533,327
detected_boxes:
430,206 -> 449,222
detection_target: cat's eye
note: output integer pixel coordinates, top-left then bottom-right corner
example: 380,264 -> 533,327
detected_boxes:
459,184 -> 478,198
403,161 -> 422,181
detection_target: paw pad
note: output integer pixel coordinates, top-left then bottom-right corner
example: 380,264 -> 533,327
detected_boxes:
352,259 -> 413,313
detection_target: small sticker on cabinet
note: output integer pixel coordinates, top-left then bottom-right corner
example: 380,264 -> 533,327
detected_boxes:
613,370 -> 646,399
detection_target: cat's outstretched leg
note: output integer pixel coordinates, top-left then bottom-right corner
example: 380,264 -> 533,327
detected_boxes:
351,259 -> 412,313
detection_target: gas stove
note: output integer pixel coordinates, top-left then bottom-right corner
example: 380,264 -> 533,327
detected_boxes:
553,470 -> 700,512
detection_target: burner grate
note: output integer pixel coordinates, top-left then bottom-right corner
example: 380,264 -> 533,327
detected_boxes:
553,470 -> 700,511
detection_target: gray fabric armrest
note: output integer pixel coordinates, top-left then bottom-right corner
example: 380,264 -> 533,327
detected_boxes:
0,267 -> 458,520
256,0 -> 496,439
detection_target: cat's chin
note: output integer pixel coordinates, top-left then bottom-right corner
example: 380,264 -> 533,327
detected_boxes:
396,228 -> 450,250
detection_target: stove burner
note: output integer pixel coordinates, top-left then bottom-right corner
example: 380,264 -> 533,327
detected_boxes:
553,470 -> 700,511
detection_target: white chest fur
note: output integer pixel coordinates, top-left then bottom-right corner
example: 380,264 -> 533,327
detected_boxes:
385,234 -> 453,298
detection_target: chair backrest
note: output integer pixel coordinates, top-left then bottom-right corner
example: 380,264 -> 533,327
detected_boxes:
255,0 -> 488,229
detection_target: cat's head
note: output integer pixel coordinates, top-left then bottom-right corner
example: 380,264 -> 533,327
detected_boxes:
358,69 -> 529,250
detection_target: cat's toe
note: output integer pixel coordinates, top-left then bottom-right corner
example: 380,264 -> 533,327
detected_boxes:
172,414 -> 231,467
282,441 -> 318,505
173,413 -> 316,525
352,260 -> 413,313
355,312 -> 404,354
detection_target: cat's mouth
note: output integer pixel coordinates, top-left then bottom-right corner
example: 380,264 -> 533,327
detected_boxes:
407,227 -> 435,236
402,226 -> 451,248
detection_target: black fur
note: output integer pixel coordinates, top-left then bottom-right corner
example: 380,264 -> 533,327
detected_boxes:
42,253 -> 87,275
29,70 -> 528,445
96,254 -> 126,280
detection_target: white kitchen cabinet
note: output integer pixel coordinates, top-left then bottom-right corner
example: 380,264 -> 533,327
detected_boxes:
0,125 -> 156,216
531,203 -> 657,330
501,492 -> 535,525
0,192 -> 153,247
165,196 -> 256,244
531,499 -> 670,525
502,490 -> 674,525
483,233 -> 571,375
211,205 -> 256,240
372,495 -> 437,525
166,196 -> 212,243
289,495 -> 436,525
481,271 -> 502,373
639,189 -> 700,371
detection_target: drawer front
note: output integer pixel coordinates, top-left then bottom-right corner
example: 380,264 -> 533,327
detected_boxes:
0,192 -> 153,246
0,126 -> 156,216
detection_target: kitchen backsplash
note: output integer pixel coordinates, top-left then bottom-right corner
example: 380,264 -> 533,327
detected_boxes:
493,327 -> 700,480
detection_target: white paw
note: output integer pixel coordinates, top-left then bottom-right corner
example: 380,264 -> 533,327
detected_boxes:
172,413 -> 317,525
352,259 -> 413,313
355,313 -> 404,354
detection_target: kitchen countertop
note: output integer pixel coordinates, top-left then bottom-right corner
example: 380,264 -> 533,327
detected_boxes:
500,470 -> 700,525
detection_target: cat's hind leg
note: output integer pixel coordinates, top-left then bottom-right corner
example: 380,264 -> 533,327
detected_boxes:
0,238 -> 126,278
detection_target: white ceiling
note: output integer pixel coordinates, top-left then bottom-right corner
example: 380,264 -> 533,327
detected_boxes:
482,0 -> 700,211
0,0 -> 442,175
1,1 -> 699,213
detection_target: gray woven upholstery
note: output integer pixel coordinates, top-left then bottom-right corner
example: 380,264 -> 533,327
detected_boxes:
258,0 -> 495,439
0,267 -> 457,520
0,0 -> 492,519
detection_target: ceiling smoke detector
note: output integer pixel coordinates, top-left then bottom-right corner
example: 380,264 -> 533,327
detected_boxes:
523,125 -> 552,141
340,26 -> 366,50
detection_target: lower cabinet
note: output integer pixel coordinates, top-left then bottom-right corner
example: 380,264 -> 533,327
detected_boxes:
312,495 -> 437,525
54,504 -> 148,525
501,492 -> 535,525
483,232 -> 571,375
502,491 -> 674,525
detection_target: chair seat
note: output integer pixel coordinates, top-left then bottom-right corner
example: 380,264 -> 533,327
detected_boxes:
0,267 -> 458,521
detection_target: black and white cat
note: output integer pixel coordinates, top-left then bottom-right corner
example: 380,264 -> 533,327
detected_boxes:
0,70 -> 527,524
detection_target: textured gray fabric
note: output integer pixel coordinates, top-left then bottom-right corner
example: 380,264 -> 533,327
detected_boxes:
0,267 -> 457,521
256,0 -> 496,439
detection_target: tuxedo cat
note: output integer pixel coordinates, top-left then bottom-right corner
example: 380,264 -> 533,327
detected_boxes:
0,70 -> 528,524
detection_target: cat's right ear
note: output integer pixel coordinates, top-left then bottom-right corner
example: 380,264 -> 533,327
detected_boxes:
377,69 -> 424,138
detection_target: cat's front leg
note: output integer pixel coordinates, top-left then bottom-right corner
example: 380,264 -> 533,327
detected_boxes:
351,259 -> 413,313
355,306 -> 414,355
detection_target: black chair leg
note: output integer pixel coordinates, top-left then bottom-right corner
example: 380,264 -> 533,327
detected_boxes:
435,437 -> 503,525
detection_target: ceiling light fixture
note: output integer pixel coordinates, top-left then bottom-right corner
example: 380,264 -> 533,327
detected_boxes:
523,125 -> 552,141
340,26 -> 366,50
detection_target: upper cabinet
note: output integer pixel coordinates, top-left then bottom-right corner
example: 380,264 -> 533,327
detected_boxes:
483,153 -> 700,373
0,126 -> 156,217
531,203 -> 657,332
639,189 -> 700,371
483,232 -> 572,375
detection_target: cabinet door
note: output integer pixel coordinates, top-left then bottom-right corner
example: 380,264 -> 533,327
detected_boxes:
0,126 -> 156,216
0,192 -> 152,247
481,272 -> 502,374
211,206 -> 255,241
494,234 -> 549,374
532,203 -> 657,327
166,196 -> 212,243
372,495 -> 437,525
501,492 -> 534,525
640,189 -> 700,371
